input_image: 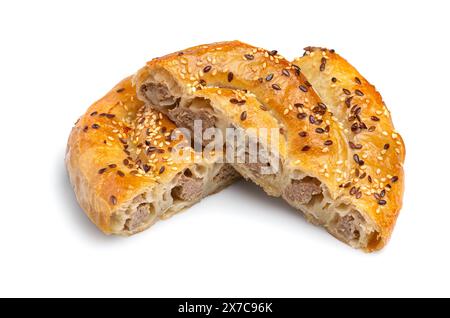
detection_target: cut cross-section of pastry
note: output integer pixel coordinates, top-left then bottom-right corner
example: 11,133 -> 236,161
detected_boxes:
65,77 -> 239,235
294,46 -> 405,247
134,41 -> 405,251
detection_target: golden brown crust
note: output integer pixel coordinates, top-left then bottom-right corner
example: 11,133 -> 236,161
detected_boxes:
295,47 -> 405,249
134,41 -> 405,251
66,77 -> 236,234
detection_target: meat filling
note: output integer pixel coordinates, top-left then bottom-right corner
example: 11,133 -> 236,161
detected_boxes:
171,173 -> 204,201
125,203 -> 153,231
169,106 -> 216,132
336,212 -> 364,241
244,161 -> 272,176
283,178 -> 322,204
141,82 -> 179,107
213,165 -> 239,183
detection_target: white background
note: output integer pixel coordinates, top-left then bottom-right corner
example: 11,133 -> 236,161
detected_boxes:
0,0 -> 449,297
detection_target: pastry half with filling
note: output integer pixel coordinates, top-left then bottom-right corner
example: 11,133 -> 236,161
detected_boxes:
66,77 -> 239,235
134,41 -> 405,251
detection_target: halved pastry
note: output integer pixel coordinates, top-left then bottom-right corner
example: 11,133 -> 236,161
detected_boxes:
65,77 -> 239,235
134,41 -> 405,251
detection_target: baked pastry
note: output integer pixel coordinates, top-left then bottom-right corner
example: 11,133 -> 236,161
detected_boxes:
134,41 -> 405,251
65,77 -> 239,235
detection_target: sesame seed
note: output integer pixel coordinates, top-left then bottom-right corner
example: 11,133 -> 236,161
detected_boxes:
282,69 -> 290,77
110,195 -> 117,205
240,111 -> 247,121
272,84 -> 281,90
266,73 -> 274,81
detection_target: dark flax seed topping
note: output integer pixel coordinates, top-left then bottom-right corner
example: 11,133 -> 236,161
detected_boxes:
110,195 -> 117,205
272,84 -> 281,90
